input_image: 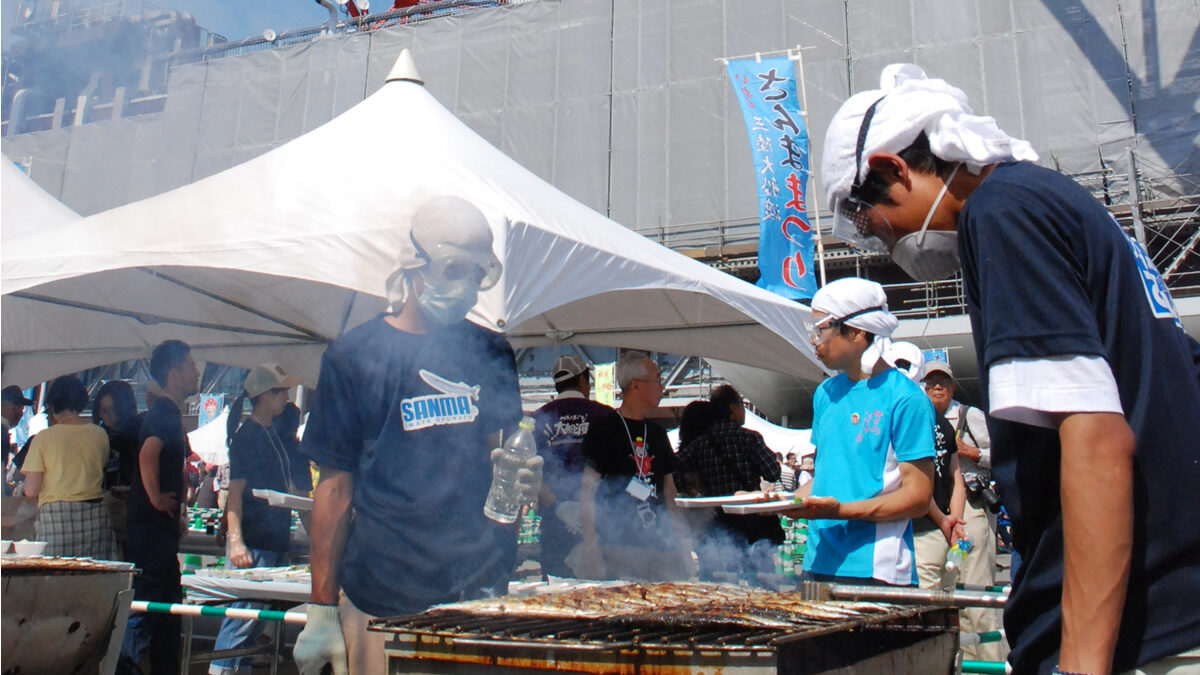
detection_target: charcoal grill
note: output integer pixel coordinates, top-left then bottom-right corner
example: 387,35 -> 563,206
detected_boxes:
373,584 -> 958,674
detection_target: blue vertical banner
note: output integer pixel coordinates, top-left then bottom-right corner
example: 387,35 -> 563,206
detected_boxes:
197,394 -> 224,428
726,56 -> 816,300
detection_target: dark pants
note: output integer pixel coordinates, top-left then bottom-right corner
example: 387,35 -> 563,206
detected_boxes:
539,512 -> 580,578
121,520 -> 182,674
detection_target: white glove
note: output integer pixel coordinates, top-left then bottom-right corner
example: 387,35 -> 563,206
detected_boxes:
293,603 -> 348,675
554,501 -> 582,535
514,455 -> 544,505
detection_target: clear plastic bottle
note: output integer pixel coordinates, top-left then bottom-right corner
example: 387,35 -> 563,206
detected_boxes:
483,416 -> 539,524
939,537 -> 974,590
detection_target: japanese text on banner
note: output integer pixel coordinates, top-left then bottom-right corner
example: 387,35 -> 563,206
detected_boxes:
726,56 -> 816,300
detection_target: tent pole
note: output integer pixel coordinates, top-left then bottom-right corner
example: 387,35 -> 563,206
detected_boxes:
792,45 -> 826,288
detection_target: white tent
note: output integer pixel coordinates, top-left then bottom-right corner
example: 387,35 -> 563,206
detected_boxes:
2,156 -> 81,239
1,51 -> 827,388
187,408 -> 231,466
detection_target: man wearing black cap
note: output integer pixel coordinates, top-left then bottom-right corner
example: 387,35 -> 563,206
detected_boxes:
2,386 -> 35,492
532,354 -> 612,577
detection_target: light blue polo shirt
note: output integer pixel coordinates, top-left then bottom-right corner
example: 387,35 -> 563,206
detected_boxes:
802,368 -> 935,585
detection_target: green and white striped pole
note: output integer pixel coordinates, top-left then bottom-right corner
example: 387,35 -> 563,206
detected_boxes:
130,600 -> 308,624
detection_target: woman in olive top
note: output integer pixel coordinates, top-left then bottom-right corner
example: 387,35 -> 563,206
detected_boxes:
22,375 -> 117,559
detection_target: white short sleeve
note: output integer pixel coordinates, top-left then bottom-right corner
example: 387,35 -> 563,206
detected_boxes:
988,355 -> 1123,429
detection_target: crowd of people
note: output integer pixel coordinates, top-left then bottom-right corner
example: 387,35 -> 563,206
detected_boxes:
0,348 -> 314,675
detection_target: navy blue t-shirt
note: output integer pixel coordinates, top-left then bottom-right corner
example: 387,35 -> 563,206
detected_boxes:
959,162 -> 1200,673
300,315 -> 522,617
128,398 -> 189,528
532,394 -> 613,504
229,420 -> 312,553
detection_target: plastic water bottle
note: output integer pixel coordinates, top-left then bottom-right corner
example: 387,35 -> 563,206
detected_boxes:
483,416 -> 539,524
939,538 -> 974,590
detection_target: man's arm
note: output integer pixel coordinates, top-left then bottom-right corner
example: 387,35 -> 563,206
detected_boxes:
138,437 -> 177,515
788,459 -> 933,522
224,478 -> 253,568
661,474 -> 691,551
309,466 -> 355,605
1057,412 -> 1134,675
932,454 -> 968,544
21,471 -> 42,499
577,465 -> 606,578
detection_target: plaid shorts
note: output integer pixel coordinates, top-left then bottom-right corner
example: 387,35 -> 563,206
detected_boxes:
35,499 -> 118,560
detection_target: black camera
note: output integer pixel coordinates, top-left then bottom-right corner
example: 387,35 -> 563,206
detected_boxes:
965,474 -> 1002,513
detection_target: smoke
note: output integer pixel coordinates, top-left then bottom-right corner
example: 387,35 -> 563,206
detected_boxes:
580,480 -> 787,587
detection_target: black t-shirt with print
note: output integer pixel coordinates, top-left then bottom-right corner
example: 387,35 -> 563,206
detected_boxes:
581,411 -> 674,550
912,413 -> 958,534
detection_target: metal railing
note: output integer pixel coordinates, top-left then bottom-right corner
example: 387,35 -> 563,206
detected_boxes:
164,0 -> 529,69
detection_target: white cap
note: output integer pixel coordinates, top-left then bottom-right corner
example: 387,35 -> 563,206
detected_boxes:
243,363 -> 301,398
551,355 -> 590,384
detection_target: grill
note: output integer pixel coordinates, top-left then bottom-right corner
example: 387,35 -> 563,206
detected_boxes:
2,557 -> 135,675
373,582 -> 959,674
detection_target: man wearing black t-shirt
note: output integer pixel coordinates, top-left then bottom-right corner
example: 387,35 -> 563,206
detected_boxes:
578,351 -> 689,581
293,197 -> 531,675
822,65 -> 1200,673
532,354 -> 613,578
119,339 -> 199,675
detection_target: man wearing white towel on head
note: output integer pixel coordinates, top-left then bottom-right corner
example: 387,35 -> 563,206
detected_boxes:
785,278 -> 935,587
820,64 -> 1200,674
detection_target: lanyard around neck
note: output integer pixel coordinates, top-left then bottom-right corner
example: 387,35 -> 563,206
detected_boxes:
618,415 -> 649,479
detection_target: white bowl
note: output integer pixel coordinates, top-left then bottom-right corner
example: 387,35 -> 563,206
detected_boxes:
13,540 -> 47,556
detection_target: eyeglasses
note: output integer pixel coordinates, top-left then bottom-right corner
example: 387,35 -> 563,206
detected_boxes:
635,375 -> 664,387
923,378 -> 953,391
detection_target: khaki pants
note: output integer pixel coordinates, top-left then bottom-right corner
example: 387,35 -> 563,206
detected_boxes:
913,505 -> 1007,663
338,594 -> 387,675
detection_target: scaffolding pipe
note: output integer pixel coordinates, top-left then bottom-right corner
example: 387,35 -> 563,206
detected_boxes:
1128,146 -> 1147,245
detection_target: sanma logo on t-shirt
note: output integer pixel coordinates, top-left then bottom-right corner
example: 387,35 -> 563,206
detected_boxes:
400,369 -> 481,431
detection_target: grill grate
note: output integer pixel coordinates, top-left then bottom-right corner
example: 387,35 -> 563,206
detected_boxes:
373,604 -> 935,653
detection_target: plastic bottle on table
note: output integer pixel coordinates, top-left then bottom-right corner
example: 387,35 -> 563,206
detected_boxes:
483,416 -> 539,524
939,538 -> 973,591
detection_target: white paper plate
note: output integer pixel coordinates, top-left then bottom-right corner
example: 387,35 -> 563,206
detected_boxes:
721,499 -> 804,515
675,491 -> 792,508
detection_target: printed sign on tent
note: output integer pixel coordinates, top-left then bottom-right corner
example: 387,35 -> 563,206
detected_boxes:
727,56 -> 816,300
594,363 -> 616,407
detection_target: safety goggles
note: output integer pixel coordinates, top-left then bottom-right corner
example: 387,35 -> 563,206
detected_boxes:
425,255 -> 489,288
831,95 -> 895,253
803,305 -> 885,346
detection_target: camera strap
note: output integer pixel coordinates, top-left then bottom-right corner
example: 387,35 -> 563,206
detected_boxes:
954,405 -> 980,448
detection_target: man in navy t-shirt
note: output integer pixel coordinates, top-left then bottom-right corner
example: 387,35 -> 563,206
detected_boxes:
821,64 -> 1200,674
532,354 -> 612,578
293,197 -> 531,675
119,339 -> 199,675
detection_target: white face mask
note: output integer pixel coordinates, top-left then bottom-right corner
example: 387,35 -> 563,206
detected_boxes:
892,163 -> 962,282
416,277 -> 479,326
